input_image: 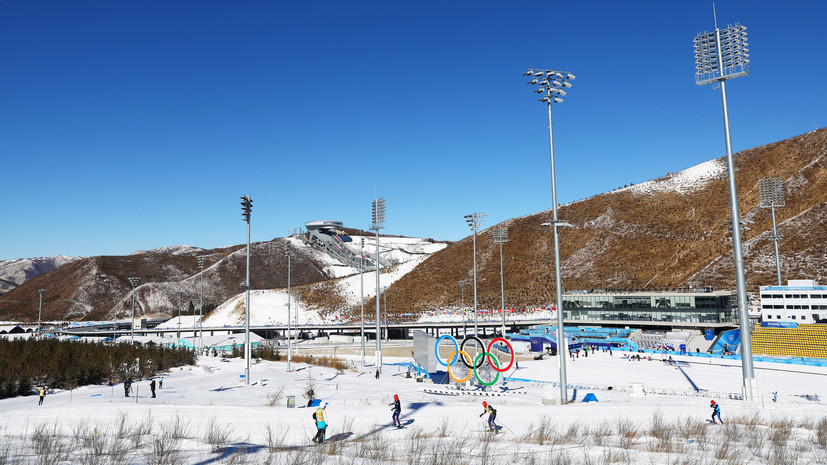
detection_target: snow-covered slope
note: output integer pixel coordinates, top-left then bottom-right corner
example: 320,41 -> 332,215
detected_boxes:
204,236 -> 446,326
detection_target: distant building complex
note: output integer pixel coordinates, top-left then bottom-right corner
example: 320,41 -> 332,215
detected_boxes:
561,288 -> 737,328
304,221 -> 389,270
759,279 -> 827,324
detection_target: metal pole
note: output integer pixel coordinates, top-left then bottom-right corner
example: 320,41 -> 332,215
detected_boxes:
715,27 -> 755,400
286,244 -> 292,372
131,291 -> 136,344
199,257 -> 204,352
472,227 -> 478,336
499,241 -> 506,336
244,219 -> 251,384
37,289 -> 45,340
460,281 -> 466,336
375,230 -> 382,373
360,238 -> 365,367
770,205 -> 782,286
547,99 -> 568,404
177,292 -> 182,340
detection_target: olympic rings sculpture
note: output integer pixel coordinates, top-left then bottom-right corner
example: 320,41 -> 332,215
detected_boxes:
434,335 -> 514,386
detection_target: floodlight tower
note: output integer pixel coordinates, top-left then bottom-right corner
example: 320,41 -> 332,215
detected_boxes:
693,13 -> 756,401
759,178 -> 785,286
464,212 -> 486,335
371,197 -> 386,374
37,289 -> 46,339
197,256 -> 205,351
359,237 -> 366,367
128,277 -> 140,345
240,195 -> 253,385
492,226 -> 509,337
284,241 -> 293,372
524,67 -> 575,404
459,279 -> 467,336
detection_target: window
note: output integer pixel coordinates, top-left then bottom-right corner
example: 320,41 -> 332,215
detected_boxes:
774,305 -> 784,309
791,316 -> 796,320
762,305 -> 772,309
777,315 -> 781,319
766,315 -> 772,319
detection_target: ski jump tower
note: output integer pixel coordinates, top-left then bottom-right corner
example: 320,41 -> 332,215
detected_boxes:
304,221 -> 389,271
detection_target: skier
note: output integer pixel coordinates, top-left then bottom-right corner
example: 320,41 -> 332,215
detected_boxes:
312,403 -> 328,443
159,377 -> 163,389
710,400 -> 723,424
150,378 -> 156,398
38,386 -> 46,406
479,401 -> 497,432
389,394 -> 401,428
124,378 -> 132,397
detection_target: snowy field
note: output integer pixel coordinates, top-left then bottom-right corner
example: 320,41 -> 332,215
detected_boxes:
2,347 -> 826,464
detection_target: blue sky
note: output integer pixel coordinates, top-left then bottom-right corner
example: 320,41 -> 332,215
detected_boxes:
2,1 -> 825,260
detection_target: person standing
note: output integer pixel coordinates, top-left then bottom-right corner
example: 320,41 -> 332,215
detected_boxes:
124,378 -> 132,397
312,403 -> 328,443
479,401 -> 497,432
38,386 -> 46,406
150,378 -> 156,398
389,394 -> 401,428
710,400 -> 723,424
159,377 -> 163,389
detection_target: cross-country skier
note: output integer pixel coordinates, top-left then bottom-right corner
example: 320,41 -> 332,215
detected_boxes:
312,403 -> 328,443
389,394 -> 401,427
710,400 -> 723,424
479,401 -> 497,432
38,386 -> 45,406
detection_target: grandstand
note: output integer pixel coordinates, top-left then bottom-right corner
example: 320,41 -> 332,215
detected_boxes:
750,323 -> 827,359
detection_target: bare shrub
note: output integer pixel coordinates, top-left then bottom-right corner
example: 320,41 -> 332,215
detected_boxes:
404,428 -> 426,465
590,419 -> 613,447
814,418 -> 827,448
203,416 -> 231,453
266,385 -> 286,407
142,432 -> 183,465
615,416 -> 639,450
264,422 -> 285,452
30,422 -> 71,465
163,414 -> 191,441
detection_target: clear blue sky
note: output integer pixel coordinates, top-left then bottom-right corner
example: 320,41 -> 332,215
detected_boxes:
2,1 -> 825,260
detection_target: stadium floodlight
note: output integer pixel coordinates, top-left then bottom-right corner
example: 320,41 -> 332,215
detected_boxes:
458,280 -> 467,336
128,277 -> 140,345
464,212 -> 487,336
759,178 -> 785,286
525,66 -> 575,405
693,10 -> 756,402
198,256 -> 205,352
371,197 -> 386,374
492,226 -> 509,337
37,289 -> 46,339
284,241 -> 293,372
240,195 -> 253,385
360,237 -> 366,367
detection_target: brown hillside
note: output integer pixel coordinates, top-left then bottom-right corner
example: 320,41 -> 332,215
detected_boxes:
370,128 -> 827,314
0,239 -> 330,321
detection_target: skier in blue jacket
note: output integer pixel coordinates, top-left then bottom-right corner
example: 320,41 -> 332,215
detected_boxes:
479,401 -> 497,431
389,394 -> 401,427
710,400 -> 723,424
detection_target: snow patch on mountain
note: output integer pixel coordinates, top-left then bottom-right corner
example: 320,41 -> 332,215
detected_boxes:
626,158 -> 726,196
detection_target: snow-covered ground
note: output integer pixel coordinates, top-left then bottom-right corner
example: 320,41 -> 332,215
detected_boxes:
2,347 -> 826,464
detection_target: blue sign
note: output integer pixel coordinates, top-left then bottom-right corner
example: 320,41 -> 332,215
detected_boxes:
761,321 -> 798,328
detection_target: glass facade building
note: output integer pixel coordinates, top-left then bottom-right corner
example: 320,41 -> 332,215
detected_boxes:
561,289 -> 736,326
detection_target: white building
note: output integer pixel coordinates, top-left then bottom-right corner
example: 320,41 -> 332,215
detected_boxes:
760,279 -> 827,324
